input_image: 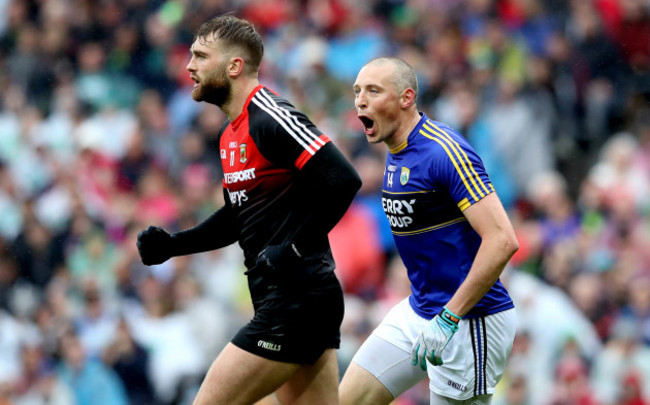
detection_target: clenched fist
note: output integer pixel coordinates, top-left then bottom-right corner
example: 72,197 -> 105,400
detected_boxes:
136,226 -> 175,265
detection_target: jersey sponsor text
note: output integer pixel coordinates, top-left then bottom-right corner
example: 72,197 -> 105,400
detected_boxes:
383,197 -> 416,228
224,168 -> 256,184
228,189 -> 248,206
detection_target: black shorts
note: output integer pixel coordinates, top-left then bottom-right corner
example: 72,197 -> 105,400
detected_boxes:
231,251 -> 344,364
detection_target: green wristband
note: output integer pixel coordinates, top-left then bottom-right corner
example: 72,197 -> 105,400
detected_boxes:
441,306 -> 462,325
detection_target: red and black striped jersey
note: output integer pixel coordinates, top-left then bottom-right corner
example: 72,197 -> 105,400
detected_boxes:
218,85 -> 331,266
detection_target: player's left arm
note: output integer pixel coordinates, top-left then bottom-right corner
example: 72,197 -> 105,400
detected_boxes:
412,129 -> 519,368
252,93 -> 361,258
411,192 -> 518,369
293,142 -> 362,244
445,192 -> 519,317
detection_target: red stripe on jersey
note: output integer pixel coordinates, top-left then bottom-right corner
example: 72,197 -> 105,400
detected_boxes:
295,134 -> 331,169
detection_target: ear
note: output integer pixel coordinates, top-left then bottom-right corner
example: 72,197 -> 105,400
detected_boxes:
400,88 -> 416,109
227,57 -> 245,78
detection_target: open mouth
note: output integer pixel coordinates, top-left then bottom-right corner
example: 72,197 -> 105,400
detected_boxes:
359,115 -> 375,134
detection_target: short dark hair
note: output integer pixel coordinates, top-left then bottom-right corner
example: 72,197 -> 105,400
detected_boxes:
195,15 -> 264,73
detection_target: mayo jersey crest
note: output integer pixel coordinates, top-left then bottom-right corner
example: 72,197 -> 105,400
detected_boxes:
382,113 -> 513,319
218,85 -> 331,267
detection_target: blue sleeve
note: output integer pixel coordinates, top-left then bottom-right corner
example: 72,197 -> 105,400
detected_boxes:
430,132 -> 493,212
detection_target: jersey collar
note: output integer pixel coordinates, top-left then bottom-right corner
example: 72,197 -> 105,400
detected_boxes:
231,84 -> 266,128
389,112 -> 427,154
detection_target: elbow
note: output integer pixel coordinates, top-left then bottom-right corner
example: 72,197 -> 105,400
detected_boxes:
492,229 -> 518,262
504,234 -> 519,260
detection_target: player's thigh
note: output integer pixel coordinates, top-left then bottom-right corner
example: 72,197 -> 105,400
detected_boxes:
340,360 -> 393,405
344,298 -> 428,401
341,333 -> 427,405
276,348 -> 339,405
193,342 -> 300,405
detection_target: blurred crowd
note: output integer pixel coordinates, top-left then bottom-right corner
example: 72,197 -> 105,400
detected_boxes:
0,0 -> 649,404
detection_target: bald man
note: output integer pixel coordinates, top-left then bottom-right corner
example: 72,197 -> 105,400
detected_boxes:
340,57 -> 519,405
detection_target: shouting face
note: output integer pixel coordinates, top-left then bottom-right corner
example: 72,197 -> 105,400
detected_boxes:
353,63 -> 404,147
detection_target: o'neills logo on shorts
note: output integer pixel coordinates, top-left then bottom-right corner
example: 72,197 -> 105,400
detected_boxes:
258,340 -> 282,352
447,380 -> 467,392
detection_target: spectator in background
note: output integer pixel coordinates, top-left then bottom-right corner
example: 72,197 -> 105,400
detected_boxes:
116,126 -> 156,193
66,226 -> 120,295
12,343 -> 76,405
591,316 -> 650,404
588,133 -> 650,214
10,216 -> 64,291
485,77 -> 555,198
548,346 -> 598,405
329,198 -> 385,300
102,318 -> 156,405
0,255 -> 19,312
0,310 -> 31,389
433,79 -> 518,210
348,147 -> 397,259
73,281 -> 119,359
122,274 -> 203,404
621,275 -> 650,345
526,171 -> 581,252
498,268 -> 602,405
56,330 -> 129,405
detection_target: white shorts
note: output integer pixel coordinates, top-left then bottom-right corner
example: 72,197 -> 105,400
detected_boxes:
351,298 -> 516,400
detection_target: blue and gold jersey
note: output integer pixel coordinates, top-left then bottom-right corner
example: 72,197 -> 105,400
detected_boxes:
383,113 -> 513,319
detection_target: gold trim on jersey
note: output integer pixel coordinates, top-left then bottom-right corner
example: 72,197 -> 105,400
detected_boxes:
389,139 -> 408,154
420,121 -> 490,201
392,217 -> 467,236
457,197 -> 471,211
428,120 -> 491,196
419,128 -> 479,201
383,189 -> 434,195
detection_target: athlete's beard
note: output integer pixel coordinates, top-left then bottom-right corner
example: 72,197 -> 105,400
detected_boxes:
193,64 -> 231,107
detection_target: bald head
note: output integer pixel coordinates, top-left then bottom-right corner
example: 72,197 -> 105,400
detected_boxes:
364,57 -> 418,100
353,57 -> 421,148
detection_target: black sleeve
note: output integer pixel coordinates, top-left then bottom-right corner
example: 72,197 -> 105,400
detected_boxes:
282,142 -> 362,252
170,187 -> 239,256
250,92 -> 328,170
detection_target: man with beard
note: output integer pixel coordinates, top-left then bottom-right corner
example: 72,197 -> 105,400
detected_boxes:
135,15 -> 361,405
339,57 -> 519,404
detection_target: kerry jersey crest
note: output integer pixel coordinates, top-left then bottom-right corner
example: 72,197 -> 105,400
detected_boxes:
400,167 -> 410,185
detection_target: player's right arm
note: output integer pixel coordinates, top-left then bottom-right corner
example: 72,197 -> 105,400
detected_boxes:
137,188 -> 239,266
